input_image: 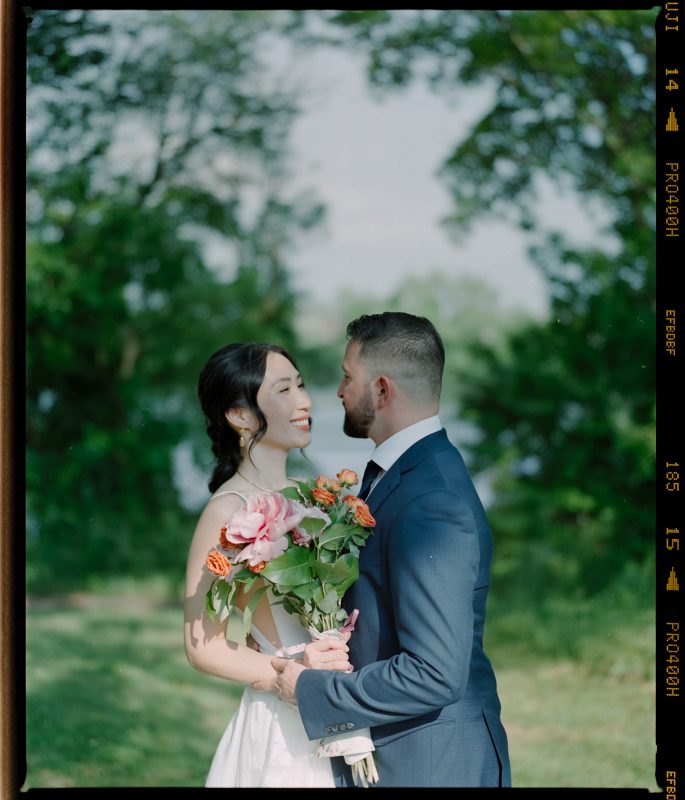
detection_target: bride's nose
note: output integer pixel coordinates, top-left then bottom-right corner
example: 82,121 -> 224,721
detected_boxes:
299,388 -> 313,413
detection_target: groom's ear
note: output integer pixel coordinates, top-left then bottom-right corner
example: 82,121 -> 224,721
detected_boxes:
376,376 -> 391,409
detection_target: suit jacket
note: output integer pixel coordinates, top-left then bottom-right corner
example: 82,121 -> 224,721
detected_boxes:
296,429 -> 511,787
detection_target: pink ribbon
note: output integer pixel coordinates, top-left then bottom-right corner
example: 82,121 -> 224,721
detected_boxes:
339,608 -> 359,633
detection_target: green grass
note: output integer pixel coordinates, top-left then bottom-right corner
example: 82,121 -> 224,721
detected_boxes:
484,560 -> 658,790
24,574 -> 659,789
25,587 -> 240,788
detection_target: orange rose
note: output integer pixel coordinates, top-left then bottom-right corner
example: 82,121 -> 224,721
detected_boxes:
220,526 -> 245,551
336,469 -> 358,487
312,487 -> 337,506
248,560 -> 267,573
219,526 -> 230,550
206,549 -> 231,576
315,475 -> 341,494
342,494 -> 364,509
353,502 -> 376,528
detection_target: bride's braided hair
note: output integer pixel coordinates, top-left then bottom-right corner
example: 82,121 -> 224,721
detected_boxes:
198,342 -> 299,493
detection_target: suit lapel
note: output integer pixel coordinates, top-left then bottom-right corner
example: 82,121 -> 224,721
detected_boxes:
366,429 -> 449,516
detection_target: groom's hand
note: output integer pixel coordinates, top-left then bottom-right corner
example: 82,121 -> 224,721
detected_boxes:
271,657 -> 307,705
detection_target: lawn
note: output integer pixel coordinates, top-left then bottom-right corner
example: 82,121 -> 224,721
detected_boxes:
23,577 -> 659,790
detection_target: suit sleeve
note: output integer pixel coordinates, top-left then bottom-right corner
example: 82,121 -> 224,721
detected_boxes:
295,488 -> 480,740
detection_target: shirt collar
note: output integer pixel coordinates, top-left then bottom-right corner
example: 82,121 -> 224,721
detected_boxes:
370,415 -> 443,474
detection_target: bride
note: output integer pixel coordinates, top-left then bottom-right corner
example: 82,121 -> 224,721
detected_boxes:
184,342 -> 351,788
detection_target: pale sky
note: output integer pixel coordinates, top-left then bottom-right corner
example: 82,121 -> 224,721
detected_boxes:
192,18 -> 612,327
279,42 -> 604,321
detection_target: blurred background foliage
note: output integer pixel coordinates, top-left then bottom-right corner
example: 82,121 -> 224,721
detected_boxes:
288,8 -> 656,599
25,7 -> 657,790
27,9 -> 321,590
27,8 -> 655,601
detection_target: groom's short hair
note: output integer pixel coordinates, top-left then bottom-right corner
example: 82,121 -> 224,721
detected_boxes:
346,312 -> 445,403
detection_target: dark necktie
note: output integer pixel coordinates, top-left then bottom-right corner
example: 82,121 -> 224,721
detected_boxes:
358,459 -> 383,501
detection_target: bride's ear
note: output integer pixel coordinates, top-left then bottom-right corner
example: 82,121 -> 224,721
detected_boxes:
225,407 -> 251,430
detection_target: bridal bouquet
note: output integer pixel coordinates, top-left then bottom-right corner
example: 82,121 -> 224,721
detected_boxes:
205,469 -> 379,786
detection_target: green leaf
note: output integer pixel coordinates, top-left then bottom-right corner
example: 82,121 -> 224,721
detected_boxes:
318,587 -> 340,615
334,507 -> 351,524
242,585 -> 268,632
335,557 -> 359,596
312,586 -> 326,606
293,480 -> 314,502
261,546 -> 313,586
312,553 -> 357,585
280,487 -> 301,501
216,579 -> 237,620
226,608 -> 248,645
318,547 -> 336,563
205,585 -> 217,621
233,569 -> 259,590
290,582 -> 317,601
282,596 -> 306,622
318,523 -> 352,550
299,515 -> 328,535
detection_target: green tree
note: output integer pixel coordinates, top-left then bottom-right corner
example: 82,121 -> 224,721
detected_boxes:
289,9 -> 657,595
305,271 -> 526,400
27,10 -> 322,591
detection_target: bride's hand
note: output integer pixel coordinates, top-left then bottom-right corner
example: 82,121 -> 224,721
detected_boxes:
303,631 -> 353,672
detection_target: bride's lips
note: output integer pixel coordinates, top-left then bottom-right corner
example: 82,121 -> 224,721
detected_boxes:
290,417 -> 311,432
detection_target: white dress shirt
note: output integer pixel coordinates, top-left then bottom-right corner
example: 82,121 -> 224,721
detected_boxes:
365,415 -> 443,499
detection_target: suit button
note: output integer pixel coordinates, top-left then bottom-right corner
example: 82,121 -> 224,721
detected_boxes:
324,726 -> 331,734
331,725 -> 339,732
346,722 -> 355,730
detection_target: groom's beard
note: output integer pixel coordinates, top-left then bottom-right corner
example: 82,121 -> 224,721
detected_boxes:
342,387 -> 375,439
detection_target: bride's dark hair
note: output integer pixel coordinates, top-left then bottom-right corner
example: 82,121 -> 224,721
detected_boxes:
198,342 -> 300,493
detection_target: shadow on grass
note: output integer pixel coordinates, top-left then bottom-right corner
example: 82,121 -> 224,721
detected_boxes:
26,606 -> 243,787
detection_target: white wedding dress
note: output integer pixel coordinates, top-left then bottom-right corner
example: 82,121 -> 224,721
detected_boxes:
204,586 -> 336,788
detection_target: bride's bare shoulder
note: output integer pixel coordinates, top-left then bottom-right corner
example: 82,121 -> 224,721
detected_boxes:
193,485 -> 248,533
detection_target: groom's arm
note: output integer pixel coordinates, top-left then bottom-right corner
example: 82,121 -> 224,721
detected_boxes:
295,487 -> 481,740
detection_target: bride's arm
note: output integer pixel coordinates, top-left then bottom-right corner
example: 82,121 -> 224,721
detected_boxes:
184,497 -> 278,686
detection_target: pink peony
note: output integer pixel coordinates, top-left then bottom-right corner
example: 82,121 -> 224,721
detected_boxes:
291,505 -> 331,547
224,491 -> 328,567
291,527 -> 311,546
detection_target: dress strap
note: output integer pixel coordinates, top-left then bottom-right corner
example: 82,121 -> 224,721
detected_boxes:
208,489 -> 250,504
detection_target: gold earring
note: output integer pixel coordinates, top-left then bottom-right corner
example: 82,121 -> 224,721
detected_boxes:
239,429 -> 246,449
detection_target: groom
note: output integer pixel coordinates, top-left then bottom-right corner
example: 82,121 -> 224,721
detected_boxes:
270,312 -> 511,787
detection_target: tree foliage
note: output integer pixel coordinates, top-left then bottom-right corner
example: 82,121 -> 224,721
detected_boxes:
27,9 -> 657,598
290,9 -> 657,595
27,10 -> 322,591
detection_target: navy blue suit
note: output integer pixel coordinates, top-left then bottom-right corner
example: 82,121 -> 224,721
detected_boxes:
296,429 -> 511,787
